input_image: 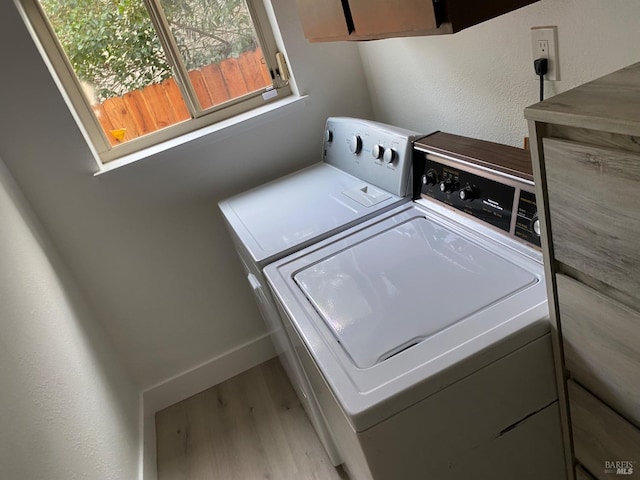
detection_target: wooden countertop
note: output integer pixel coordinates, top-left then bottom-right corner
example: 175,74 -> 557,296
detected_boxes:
524,62 -> 640,135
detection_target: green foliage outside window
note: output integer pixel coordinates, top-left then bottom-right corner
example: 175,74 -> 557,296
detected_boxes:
40,0 -> 257,101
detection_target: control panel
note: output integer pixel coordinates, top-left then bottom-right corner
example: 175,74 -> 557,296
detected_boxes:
515,190 -> 541,247
421,158 -> 515,233
416,150 -> 541,248
323,117 -> 421,197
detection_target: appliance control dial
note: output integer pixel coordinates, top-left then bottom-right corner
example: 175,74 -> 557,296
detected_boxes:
372,144 -> 384,160
459,186 -> 477,201
439,178 -> 455,193
422,169 -> 438,185
383,148 -> 397,164
325,129 -> 333,143
349,135 -> 362,155
531,214 -> 541,237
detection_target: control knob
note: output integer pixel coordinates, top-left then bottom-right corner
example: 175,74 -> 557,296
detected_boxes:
458,185 -> 477,202
422,170 -> 438,186
325,129 -> 333,143
383,148 -> 397,164
531,214 -> 541,237
349,135 -> 362,155
372,144 -> 384,160
439,178 -> 455,193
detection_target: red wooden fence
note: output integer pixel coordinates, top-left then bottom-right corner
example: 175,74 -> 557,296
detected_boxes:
92,48 -> 271,145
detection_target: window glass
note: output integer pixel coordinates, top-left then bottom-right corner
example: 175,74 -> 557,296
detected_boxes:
39,0 -> 191,145
158,0 -> 272,111
27,0 -> 282,157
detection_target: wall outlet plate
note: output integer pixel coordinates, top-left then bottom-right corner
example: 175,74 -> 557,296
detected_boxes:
531,26 -> 559,81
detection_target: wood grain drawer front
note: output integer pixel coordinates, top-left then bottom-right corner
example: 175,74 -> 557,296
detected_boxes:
294,0 -> 350,41
557,274 -> 640,427
576,465 -> 596,480
348,0 -> 437,36
543,138 -> 640,299
569,381 -> 640,480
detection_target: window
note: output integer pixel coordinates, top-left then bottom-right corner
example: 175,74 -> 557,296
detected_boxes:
18,0 -> 290,163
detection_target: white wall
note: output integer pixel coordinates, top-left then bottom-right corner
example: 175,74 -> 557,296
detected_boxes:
8,0 -> 636,474
0,0 -> 372,391
0,158 -> 139,480
358,0 -> 640,147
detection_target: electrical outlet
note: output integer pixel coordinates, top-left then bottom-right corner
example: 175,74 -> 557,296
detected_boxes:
535,40 -> 549,56
531,26 -> 559,80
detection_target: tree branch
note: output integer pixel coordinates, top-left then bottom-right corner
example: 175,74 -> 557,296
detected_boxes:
169,20 -> 233,48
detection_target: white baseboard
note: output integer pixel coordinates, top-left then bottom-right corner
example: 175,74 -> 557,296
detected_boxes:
141,334 -> 276,480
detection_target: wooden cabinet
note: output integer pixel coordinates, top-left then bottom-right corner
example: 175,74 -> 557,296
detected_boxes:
293,0 -> 351,42
575,465 -> 596,480
525,62 -> 640,480
569,381 -> 640,479
557,274 -> 640,426
348,0 -> 437,37
294,0 -> 539,42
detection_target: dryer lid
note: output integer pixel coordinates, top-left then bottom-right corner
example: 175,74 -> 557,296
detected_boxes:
222,164 -> 402,265
294,216 -> 537,368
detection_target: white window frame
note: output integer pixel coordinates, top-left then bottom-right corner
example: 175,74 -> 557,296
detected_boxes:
16,0 -> 291,164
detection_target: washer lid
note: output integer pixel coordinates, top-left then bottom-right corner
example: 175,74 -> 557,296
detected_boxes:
294,216 -> 537,368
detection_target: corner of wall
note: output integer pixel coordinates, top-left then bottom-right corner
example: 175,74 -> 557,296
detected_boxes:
140,333 -> 275,480
0,156 -> 142,480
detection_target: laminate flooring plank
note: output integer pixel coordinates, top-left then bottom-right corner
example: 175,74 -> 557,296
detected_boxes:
217,372 -> 275,479
156,358 -> 347,480
156,400 -> 189,480
187,389 -> 231,480
242,364 -> 300,479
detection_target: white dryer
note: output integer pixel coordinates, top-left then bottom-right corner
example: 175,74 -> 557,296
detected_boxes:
219,117 -> 422,464
264,133 -> 567,479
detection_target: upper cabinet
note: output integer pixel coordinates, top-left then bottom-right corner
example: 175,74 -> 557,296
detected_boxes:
294,0 -> 351,41
294,0 -> 539,42
348,0 -> 438,38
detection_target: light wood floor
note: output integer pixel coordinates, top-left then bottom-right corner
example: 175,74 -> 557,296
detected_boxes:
156,357 -> 349,480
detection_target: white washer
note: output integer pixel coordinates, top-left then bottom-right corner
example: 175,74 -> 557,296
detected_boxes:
263,135 -> 567,479
219,117 -> 422,464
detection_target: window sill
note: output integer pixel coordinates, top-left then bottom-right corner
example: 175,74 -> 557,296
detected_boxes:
94,94 -> 308,176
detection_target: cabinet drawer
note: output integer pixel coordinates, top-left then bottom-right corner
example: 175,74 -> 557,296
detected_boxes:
556,274 -> 640,426
576,465 -> 595,480
543,138 -> 640,298
568,381 -> 640,480
294,0 -> 350,41
348,0 -> 437,36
